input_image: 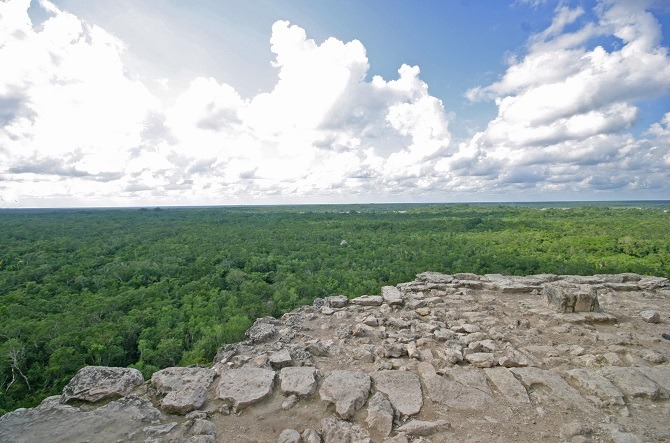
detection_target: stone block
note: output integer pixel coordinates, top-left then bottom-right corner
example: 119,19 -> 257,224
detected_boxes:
544,284 -> 600,313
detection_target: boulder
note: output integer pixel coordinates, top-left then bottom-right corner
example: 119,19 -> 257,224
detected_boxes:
245,318 -> 277,343
319,370 -> 371,419
269,349 -> 293,369
279,367 -> 318,397
217,368 -> 275,410
371,370 -> 423,416
326,295 -> 349,308
366,392 -> 394,437
544,283 -> 600,313
151,367 -> 216,414
421,367 -> 493,410
382,286 -> 404,306
61,366 -> 144,404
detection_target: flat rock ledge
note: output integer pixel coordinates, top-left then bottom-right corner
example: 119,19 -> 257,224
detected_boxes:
151,366 -> 216,414
2,272 -> 670,443
60,366 -> 144,404
217,367 -> 275,410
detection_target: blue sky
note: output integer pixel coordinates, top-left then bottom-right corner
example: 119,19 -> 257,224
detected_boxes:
1,0 -> 670,206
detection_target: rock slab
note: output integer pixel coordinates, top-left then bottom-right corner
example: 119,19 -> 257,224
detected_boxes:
279,367 -> 318,397
61,366 -> 144,404
319,370 -> 371,419
217,368 -> 275,409
151,367 -> 216,414
371,370 -> 423,416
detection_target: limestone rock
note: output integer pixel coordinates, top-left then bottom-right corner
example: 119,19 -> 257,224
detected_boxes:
0,396 -> 162,443
269,349 -> 293,369
382,286 -> 404,306
640,310 -> 660,323
544,283 -> 600,313
351,295 -> 384,306
598,367 -> 662,400
326,295 -> 349,308
366,392 -> 394,437
371,370 -> 423,416
319,370 -> 371,419
302,428 -> 321,443
278,429 -> 302,443
510,367 -> 597,413
245,318 -> 277,343
217,368 -> 275,410
61,366 -> 144,404
281,394 -> 299,410
484,367 -> 530,405
565,368 -> 625,406
151,366 -> 216,414
396,420 -> 451,437
421,367 -> 493,410
280,367 -> 318,397
465,352 -> 497,368
321,415 -> 370,443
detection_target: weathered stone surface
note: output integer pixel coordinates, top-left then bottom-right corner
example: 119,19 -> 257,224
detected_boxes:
510,367 -> 596,413
396,420 -> 451,437
302,428 -> 321,443
451,323 -> 481,333
269,349 -> 293,369
640,310 -> 660,323
544,283 -> 600,313
416,272 -> 453,283
383,433 -> 409,443
326,295 -> 349,308
559,421 -> 592,440
217,368 -> 275,409
321,415 -> 369,443
151,366 -> 216,414
366,392 -> 394,437
61,366 -> 144,404
382,286 -> 404,306
598,367 -> 663,400
279,367 -> 318,397
484,367 -> 530,405
351,295 -> 384,306
191,419 -> 217,436
421,367 -> 493,409
245,318 -> 277,343
371,370 -> 422,416
0,396 -> 162,443
635,366 -> 670,391
9,272 -> 670,443
319,370 -> 371,419
465,352 -> 497,368
277,429 -> 302,443
565,368 -> 625,406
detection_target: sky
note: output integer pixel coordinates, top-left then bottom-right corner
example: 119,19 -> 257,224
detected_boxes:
1,0 -> 670,207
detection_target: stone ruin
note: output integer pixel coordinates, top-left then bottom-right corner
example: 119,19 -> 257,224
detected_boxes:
1,272 -> 670,442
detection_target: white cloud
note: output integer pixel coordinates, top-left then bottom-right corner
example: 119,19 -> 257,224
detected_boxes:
0,2 -> 457,206
459,0 -> 670,197
1,0 -> 669,206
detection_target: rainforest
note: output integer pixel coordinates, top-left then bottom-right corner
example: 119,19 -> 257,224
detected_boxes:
1,202 -> 669,413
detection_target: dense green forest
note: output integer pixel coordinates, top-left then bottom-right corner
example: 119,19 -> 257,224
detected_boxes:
1,202 -> 669,414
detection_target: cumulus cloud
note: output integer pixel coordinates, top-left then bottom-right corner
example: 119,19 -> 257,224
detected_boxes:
459,0 -> 670,196
1,3 -> 456,206
0,0 -> 669,206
